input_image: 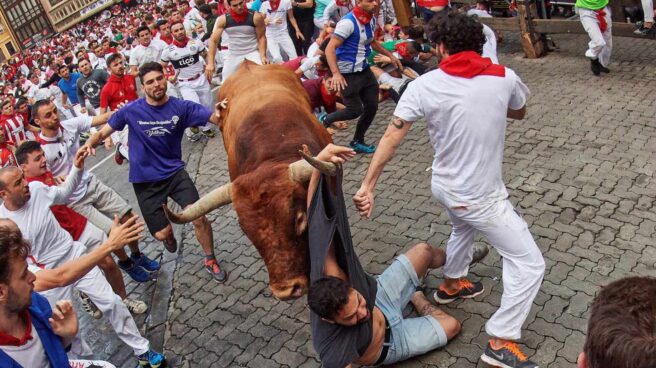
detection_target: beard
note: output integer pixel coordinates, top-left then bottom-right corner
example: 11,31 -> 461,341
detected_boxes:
146,86 -> 167,101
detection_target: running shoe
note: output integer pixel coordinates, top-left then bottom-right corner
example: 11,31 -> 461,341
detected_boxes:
186,127 -> 202,141
480,340 -> 539,368
123,298 -> 148,314
78,291 -> 102,319
138,349 -> 166,368
350,141 -> 376,154
204,258 -> 228,283
162,235 -> 178,253
131,253 -> 161,272
433,279 -> 484,304
118,260 -> 151,283
114,142 -> 125,165
201,129 -> 216,138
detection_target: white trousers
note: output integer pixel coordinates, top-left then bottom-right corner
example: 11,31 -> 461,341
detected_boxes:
178,77 -> 215,133
267,33 -> 298,64
222,51 -> 262,83
40,251 -> 150,356
577,6 -> 612,67
441,199 -> 545,340
642,0 -> 654,22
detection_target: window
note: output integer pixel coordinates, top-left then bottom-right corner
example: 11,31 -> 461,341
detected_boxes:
5,42 -> 15,55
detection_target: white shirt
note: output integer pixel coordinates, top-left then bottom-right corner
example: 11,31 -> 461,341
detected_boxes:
161,39 -> 206,80
39,116 -> 93,203
0,167 -> 85,269
129,39 -> 167,67
260,0 -> 293,36
394,67 -> 529,207
2,322 -> 51,368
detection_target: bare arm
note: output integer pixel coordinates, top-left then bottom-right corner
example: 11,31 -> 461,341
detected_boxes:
371,40 -> 402,70
507,105 -> 526,120
353,118 -> 412,218
254,13 -> 268,64
34,216 -> 144,291
130,65 -> 139,76
205,16 -> 226,80
85,123 -> 115,152
90,110 -> 114,127
51,148 -> 89,205
294,0 -> 314,8
287,9 -> 303,39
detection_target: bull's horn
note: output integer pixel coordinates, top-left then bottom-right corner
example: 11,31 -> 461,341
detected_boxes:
162,183 -> 233,223
288,145 -> 338,183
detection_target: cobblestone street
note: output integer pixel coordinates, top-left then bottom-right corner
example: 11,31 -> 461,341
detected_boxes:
84,32 -> 655,367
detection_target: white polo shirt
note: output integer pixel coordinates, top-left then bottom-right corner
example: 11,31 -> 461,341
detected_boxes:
129,39 -> 167,67
259,0 -> 293,37
394,67 -> 529,207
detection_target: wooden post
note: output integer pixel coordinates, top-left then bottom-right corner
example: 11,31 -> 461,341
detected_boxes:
391,0 -> 413,26
516,0 -> 547,58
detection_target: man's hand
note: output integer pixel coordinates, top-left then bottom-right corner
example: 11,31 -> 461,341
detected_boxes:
374,54 -> 391,65
106,215 -> 145,251
316,143 -> 356,165
296,30 -> 305,41
353,186 -> 375,218
331,72 -> 347,92
48,300 -> 78,340
390,55 -> 403,71
73,146 -> 90,169
261,55 -> 270,65
53,175 -> 66,185
63,103 -> 71,109
205,64 -> 215,81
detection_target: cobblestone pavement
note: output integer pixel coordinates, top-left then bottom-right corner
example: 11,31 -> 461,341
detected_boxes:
82,32 -> 656,367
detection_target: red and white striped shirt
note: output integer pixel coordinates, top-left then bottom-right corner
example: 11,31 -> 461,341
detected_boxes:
0,144 -> 16,167
0,114 -> 29,145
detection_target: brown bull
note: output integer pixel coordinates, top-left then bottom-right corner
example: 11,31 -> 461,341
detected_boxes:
164,61 -> 334,300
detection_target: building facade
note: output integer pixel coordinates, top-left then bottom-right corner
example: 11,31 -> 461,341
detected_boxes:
42,0 -> 118,32
0,0 -> 53,50
0,10 -> 19,61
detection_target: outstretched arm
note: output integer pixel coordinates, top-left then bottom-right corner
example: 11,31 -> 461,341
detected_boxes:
353,118 -> 412,218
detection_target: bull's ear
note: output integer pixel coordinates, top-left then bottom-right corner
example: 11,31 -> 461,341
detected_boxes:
295,210 -> 307,236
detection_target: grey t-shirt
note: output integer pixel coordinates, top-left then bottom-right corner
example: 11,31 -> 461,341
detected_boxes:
309,174 -> 377,368
76,69 -> 109,108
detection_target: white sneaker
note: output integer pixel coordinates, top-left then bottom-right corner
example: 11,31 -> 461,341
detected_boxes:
78,291 -> 102,319
123,298 -> 148,314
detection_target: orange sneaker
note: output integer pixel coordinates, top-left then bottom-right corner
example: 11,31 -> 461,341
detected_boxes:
433,278 -> 484,304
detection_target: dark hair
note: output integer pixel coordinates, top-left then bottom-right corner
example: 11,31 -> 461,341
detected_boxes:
401,24 -> 424,40
319,37 -> 331,52
57,64 -> 68,73
14,140 -> 41,166
584,276 -> 656,368
138,62 -> 164,83
14,97 -> 27,108
31,99 -> 52,118
156,19 -> 168,30
0,100 -> 11,110
426,11 -> 485,55
307,276 -> 351,320
0,220 -> 30,284
198,4 -> 213,15
144,14 -> 155,22
136,25 -> 151,37
106,53 -> 123,68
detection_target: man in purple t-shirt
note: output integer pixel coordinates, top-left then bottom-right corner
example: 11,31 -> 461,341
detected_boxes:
84,62 -> 228,283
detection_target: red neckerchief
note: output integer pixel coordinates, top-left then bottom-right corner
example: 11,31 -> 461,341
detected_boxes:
394,41 -> 411,60
160,34 -> 173,45
26,171 -> 56,186
229,6 -> 248,23
0,311 -> 32,346
595,9 -> 607,33
336,0 -> 350,6
173,36 -> 189,48
439,51 -> 505,78
270,0 -> 281,11
352,5 -> 372,24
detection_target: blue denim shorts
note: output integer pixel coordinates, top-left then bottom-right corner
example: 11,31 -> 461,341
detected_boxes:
375,255 -> 448,365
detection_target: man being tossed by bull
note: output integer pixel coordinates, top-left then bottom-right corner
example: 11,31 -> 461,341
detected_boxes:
304,145 -> 488,367
84,62 -> 228,283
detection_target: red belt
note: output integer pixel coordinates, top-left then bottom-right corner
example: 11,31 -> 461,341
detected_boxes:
179,74 -> 201,82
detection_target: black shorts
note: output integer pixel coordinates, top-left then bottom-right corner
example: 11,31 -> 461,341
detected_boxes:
133,169 -> 200,235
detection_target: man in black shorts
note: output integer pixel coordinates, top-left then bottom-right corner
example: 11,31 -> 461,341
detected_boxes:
84,62 -> 227,283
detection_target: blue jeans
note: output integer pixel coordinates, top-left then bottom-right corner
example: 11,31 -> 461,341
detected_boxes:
375,255 -> 448,365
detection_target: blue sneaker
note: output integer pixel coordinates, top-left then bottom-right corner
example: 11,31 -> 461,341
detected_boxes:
138,349 -> 166,368
118,260 -> 151,283
131,253 -> 161,272
350,141 -> 376,154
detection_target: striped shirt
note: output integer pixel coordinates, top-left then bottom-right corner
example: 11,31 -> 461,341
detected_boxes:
333,12 -> 375,74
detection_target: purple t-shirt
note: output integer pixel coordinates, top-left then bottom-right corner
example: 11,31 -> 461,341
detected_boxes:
108,97 -> 211,183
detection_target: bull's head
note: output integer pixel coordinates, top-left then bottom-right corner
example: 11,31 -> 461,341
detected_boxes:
163,148 -> 337,300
